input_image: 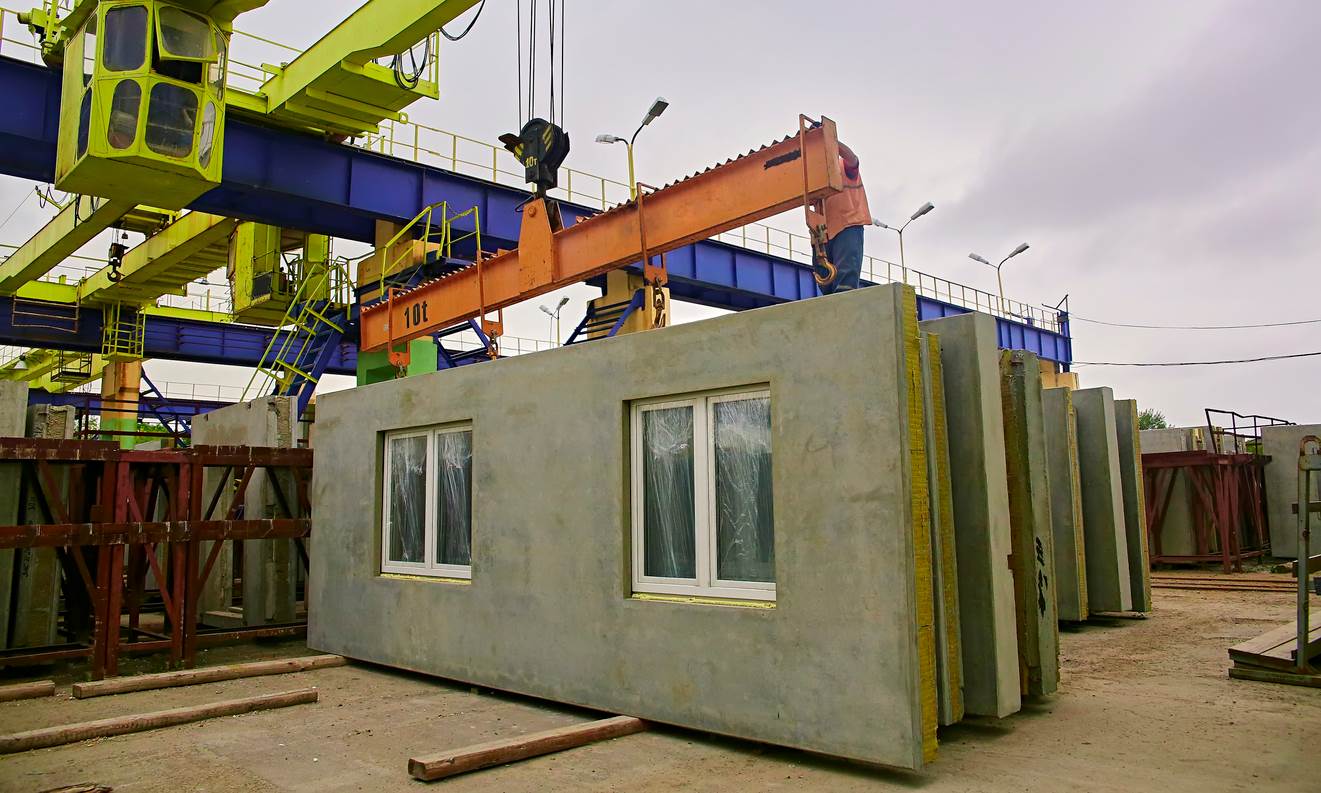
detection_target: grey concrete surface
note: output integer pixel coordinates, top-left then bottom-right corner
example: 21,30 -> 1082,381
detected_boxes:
193,396 -> 299,626
1262,424 -> 1321,559
1042,388 -> 1088,622
0,381 -> 29,648
1113,400 -> 1152,611
1139,428 -> 1194,454
919,313 -> 1021,719
310,285 -> 939,769
1072,388 -> 1133,613
7,405 -> 75,647
999,351 -> 1059,696
921,331 -> 964,726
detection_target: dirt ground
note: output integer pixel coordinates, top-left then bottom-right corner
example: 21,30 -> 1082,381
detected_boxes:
0,585 -> 1318,792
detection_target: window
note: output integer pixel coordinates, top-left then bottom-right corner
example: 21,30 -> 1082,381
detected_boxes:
108,79 -> 141,149
631,388 -> 775,600
382,424 -> 473,578
102,5 -> 147,72
144,82 -> 197,157
197,101 -> 216,166
156,7 -> 214,60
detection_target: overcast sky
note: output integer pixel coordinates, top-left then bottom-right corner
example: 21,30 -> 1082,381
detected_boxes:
0,0 -> 1316,425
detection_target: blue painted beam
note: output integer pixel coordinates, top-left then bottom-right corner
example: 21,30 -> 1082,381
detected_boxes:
0,297 -> 357,374
0,55 -> 1072,365
28,389 -> 232,419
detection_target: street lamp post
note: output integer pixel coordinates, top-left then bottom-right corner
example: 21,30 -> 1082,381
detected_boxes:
874,201 -> 935,284
596,97 -> 670,200
969,243 -> 1030,316
539,296 -> 570,346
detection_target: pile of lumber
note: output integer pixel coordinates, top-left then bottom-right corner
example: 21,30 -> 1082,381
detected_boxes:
1228,614 -> 1321,688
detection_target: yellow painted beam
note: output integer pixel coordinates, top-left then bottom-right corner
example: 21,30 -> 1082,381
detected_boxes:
79,213 -> 239,305
0,197 -> 136,295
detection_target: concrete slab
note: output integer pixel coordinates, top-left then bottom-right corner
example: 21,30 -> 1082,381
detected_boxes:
8,404 -> 74,647
310,285 -> 941,769
1261,424 -> 1321,560
1072,387 -> 1133,613
1114,400 -> 1153,611
0,381 -> 29,649
999,351 -> 1059,696
919,312 -> 1021,718
1043,387 -> 1088,622
920,331 -> 964,726
192,396 -> 298,626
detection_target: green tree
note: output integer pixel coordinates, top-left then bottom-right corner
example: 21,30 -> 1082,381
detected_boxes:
1138,408 -> 1169,430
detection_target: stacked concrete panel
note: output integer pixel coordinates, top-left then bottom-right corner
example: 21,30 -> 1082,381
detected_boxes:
311,285 -> 945,769
1113,400 -> 1152,611
1262,423 -> 1321,559
1072,387 -> 1133,613
999,351 -> 1059,696
192,396 -> 299,626
920,331 -> 964,726
919,313 -> 1021,718
7,405 -> 76,647
0,381 -> 29,648
1043,388 -> 1088,621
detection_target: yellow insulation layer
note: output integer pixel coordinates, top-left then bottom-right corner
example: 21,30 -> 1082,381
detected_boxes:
926,332 -> 963,720
902,290 -> 939,763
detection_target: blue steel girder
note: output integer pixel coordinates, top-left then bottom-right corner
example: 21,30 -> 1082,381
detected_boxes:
0,297 -> 357,374
0,55 -> 1072,365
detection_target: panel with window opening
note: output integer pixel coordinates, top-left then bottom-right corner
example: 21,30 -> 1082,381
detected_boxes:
631,388 -> 775,601
382,424 -> 474,579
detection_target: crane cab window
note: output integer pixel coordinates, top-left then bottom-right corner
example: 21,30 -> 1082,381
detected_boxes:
102,5 -> 147,72
145,82 -> 197,157
153,7 -> 215,84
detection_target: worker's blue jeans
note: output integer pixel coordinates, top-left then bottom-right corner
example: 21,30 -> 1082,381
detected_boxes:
812,224 -> 865,294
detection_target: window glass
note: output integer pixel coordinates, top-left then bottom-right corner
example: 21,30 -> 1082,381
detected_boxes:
157,7 -> 213,59
713,397 -> 775,583
82,16 -> 97,82
198,101 -> 216,166
76,89 -> 92,158
387,434 -> 427,564
642,406 -> 697,579
435,430 -> 473,567
102,5 -> 147,72
145,83 -> 197,158
107,79 -> 141,150
208,30 -> 228,95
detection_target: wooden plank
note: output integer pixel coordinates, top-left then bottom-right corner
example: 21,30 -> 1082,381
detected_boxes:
1289,554 -> 1321,577
1229,666 -> 1321,689
0,680 -> 56,702
0,688 -> 318,753
408,716 -> 646,782
1228,615 -> 1321,668
72,655 -> 345,699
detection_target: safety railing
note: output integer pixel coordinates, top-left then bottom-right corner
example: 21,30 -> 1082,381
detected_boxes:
378,201 -> 481,292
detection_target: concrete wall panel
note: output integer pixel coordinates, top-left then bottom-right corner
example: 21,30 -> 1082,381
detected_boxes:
1043,388 -> 1088,621
1072,388 -> 1133,613
1114,400 -> 1152,611
919,313 -> 1021,718
1262,424 -> 1321,559
310,285 -> 939,769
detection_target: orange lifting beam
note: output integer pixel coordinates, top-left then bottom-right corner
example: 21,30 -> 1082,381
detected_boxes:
358,117 -> 845,353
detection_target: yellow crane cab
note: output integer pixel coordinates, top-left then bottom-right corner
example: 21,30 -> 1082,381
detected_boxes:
55,1 -> 229,209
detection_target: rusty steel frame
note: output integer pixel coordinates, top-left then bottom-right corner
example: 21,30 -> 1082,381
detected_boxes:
1143,450 -> 1269,573
0,439 -> 313,679
359,117 -> 845,352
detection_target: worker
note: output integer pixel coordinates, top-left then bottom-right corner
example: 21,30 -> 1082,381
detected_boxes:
811,140 -> 871,294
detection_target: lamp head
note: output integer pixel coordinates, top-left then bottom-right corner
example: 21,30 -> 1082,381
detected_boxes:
539,305 -> 556,317
556,296 -> 570,309
1009,242 -> 1030,258
642,97 -> 670,127
595,134 -> 623,144
910,202 -> 935,221
968,253 -> 992,266
872,218 -> 889,229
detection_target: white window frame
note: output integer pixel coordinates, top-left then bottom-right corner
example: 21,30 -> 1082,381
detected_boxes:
381,423 -> 474,579
630,387 -> 775,601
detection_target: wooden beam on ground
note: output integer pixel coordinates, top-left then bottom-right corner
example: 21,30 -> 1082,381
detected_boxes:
408,715 -> 646,782
0,688 -> 318,753
72,655 -> 345,699
0,680 -> 56,702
